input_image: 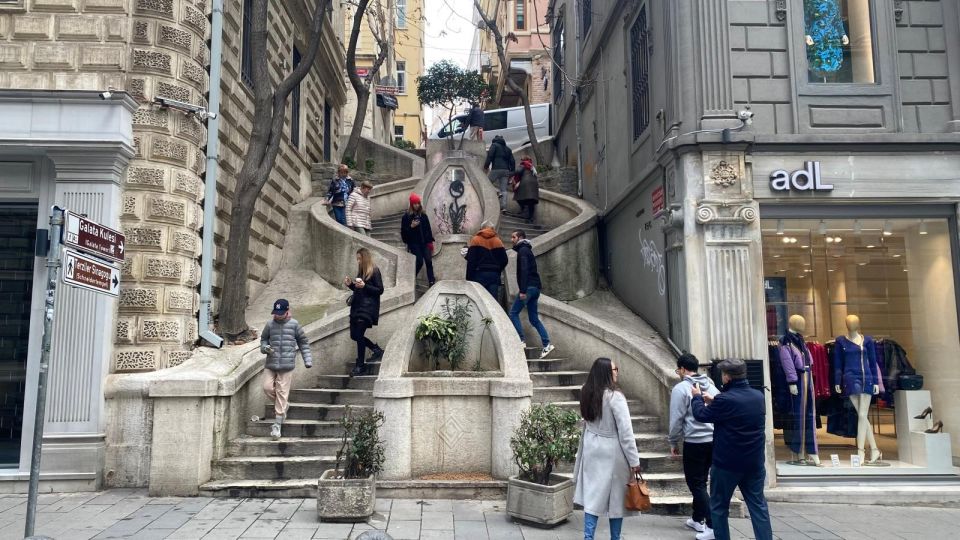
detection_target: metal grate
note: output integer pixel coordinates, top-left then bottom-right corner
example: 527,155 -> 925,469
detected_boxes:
241,0 -> 254,88
291,46 -> 302,148
631,6 -> 650,140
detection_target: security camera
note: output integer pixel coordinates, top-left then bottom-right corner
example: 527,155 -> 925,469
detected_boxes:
737,109 -> 754,124
99,91 -> 112,100
153,96 -> 215,121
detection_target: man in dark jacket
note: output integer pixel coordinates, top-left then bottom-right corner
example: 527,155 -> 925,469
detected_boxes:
508,230 -> 554,359
484,136 -> 515,212
467,102 -> 485,141
690,359 -> 772,540
466,221 -> 508,298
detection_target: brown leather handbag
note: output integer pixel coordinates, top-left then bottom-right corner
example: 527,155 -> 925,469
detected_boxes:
625,470 -> 652,512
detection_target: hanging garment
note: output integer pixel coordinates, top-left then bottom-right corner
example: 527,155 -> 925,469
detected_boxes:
779,334 -> 819,456
807,342 -> 831,399
769,344 -> 790,430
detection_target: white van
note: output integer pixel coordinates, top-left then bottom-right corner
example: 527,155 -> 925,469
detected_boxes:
430,103 -> 552,150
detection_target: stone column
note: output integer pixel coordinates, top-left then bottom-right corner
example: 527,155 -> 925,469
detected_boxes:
694,0 -> 738,128
942,0 -> 960,132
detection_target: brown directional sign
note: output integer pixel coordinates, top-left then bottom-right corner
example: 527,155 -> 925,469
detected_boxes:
63,211 -> 125,263
62,249 -> 121,297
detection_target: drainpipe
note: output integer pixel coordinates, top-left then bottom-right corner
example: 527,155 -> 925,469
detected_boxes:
573,0 -> 584,198
199,0 -> 225,348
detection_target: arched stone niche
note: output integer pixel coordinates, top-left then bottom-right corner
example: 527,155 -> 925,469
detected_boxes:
374,281 -> 532,480
414,155 -> 501,241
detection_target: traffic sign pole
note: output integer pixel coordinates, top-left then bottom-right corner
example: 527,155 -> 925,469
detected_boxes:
25,206 -> 63,538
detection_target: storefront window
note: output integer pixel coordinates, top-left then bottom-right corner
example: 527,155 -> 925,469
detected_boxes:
762,217 -> 959,475
804,0 -> 875,83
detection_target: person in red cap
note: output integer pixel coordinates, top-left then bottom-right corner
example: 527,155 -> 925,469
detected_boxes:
400,193 -> 436,286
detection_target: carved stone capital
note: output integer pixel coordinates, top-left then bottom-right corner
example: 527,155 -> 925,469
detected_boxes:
775,0 -> 787,21
695,199 -> 758,225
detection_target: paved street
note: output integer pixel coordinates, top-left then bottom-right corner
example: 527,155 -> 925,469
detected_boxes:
0,490 -> 954,539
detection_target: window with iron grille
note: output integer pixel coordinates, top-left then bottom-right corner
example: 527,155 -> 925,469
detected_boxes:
241,0 -> 254,88
581,0 -> 591,35
291,46 -> 302,149
630,6 -> 650,140
553,17 -> 564,103
516,0 -> 525,31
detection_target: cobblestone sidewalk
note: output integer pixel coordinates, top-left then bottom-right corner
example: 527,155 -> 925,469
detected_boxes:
0,489 -> 954,539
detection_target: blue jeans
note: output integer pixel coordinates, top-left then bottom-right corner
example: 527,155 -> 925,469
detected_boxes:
509,286 -> 549,346
709,465 -> 772,540
332,205 -> 346,225
584,513 -> 623,540
473,271 -> 500,299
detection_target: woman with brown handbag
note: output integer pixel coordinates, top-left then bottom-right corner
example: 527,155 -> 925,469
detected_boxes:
572,357 -> 643,540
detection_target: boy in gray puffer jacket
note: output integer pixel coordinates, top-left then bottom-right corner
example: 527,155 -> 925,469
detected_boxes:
260,299 -> 313,440
668,353 -> 720,536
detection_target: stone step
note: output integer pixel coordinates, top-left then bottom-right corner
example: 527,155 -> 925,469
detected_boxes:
531,385 -> 581,403
199,478 -> 508,500
288,388 -> 373,405
341,360 -> 381,375
267,402 -> 372,421
524,348 -> 562,360
555,471 -> 688,497
525,358 -> 574,372
247,419 -> 344,438
199,478 -> 321,499
529,371 -> 588,387
498,220 -> 549,232
314,374 -> 377,391
226,436 -> 345,458
553,451 -> 682,475
211,455 -> 336,481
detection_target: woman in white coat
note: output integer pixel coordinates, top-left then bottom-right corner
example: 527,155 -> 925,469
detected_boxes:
573,357 -> 642,540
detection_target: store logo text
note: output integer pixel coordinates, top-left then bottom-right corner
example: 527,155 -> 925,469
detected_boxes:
769,161 -> 833,192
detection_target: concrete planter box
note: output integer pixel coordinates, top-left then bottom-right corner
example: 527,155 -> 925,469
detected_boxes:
317,469 -> 376,522
506,474 -> 574,526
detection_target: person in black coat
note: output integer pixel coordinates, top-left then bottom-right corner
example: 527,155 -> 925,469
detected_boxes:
508,230 -> 554,359
691,359 -> 772,540
484,136 -> 515,212
344,248 -> 385,376
465,221 -> 508,298
467,102 -> 485,142
400,192 -> 436,286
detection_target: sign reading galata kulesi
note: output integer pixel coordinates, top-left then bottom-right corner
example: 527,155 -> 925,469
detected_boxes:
63,210 -> 126,263
769,161 -> 834,192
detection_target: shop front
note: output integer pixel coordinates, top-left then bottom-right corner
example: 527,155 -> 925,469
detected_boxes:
751,152 -> 960,479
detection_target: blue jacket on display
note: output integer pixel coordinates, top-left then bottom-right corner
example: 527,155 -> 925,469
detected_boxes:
691,379 -> 766,473
833,335 -> 881,396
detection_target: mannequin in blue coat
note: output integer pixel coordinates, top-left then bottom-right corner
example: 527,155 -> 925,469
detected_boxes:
833,314 -> 882,464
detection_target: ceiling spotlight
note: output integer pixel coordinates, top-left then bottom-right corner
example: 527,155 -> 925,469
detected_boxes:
866,237 -> 876,249
828,268 -> 836,273
883,220 -> 893,236
825,237 -> 834,244
919,220 -> 928,235
801,244 -> 809,249
818,220 -> 827,236
833,236 -> 842,243
893,253 -> 902,258
854,220 -> 862,235
776,220 -> 784,235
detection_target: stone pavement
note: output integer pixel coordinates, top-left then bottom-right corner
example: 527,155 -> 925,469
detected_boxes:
0,489 -> 955,539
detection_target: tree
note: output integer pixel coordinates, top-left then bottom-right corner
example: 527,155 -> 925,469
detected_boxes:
473,0 -> 545,165
416,60 -> 491,150
219,0 -> 332,338
342,0 -> 391,161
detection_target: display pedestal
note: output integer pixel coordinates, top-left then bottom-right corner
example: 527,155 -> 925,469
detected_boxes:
894,390 -> 953,473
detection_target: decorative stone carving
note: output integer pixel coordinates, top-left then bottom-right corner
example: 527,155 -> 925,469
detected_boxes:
173,171 -> 200,200
144,256 -> 183,281
170,230 -> 197,254
186,261 -> 200,286
191,149 -> 204,174
894,0 -> 904,22
121,195 -> 138,218
151,138 -> 188,164
147,197 -> 186,224
184,320 -> 198,341
437,416 -> 467,448
155,80 -> 189,101
119,287 -> 160,311
126,166 -> 166,189
125,226 -> 165,250
183,6 -> 206,32
141,319 -> 181,342
158,25 -> 191,52
121,257 -> 135,278
710,160 -> 738,188
181,61 -> 205,87
133,20 -> 150,42
115,349 -> 158,371
166,350 -> 193,368
774,0 -> 786,21
695,200 -> 758,225
177,114 -> 202,142
115,318 -> 134,344
132,136 -> 142,157
135,0 -> 173,17
166,289 -> 193,312
128,78 -> 147,101
133,107 -> 169,130
132,49 -> 171,73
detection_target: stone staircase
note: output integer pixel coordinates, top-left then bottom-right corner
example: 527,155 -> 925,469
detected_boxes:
524,346 -> 691,515
199,363 -> 381,498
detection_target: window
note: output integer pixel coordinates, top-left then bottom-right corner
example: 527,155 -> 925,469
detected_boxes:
515,0 -> 525,31
396,61 -> 406,94
396,0 -> 406,29
485,111 -> 508,130
803,0 -> 875,83
394,125 -> 405,142
241,0 -> 254,87
580,0 -> 591,35
630,6 -> 650,140
553,17 -> 564,102
291,46 -> 302,148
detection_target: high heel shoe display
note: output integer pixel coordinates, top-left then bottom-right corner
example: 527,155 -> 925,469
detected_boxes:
914,406 -> 933,420
925,420 -> 944,434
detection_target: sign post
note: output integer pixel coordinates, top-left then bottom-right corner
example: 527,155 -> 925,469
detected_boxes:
24,206 -> 64,539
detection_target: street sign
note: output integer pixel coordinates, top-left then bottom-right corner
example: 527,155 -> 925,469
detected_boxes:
375,85 -> 398,95
62,249 -> 120,297
63,211 -> 125,263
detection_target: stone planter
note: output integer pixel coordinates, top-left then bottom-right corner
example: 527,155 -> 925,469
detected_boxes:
506,474 -> 574,526
317,469 -> 376,522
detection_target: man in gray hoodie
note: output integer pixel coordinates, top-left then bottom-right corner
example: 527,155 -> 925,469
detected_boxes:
260,299 -> 313,440
668,353 -> 720,536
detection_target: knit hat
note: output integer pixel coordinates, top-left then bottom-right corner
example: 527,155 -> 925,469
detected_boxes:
409,193 -> 422,205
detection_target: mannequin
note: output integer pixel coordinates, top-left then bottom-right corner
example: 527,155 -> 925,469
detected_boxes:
833,314 -> 884,464
778,315 -> 820,466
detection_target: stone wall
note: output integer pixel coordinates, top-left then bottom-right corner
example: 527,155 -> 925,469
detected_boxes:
897,0 -> 952,132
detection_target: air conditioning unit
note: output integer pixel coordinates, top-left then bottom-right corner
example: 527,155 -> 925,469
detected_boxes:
480,54 -> 492,71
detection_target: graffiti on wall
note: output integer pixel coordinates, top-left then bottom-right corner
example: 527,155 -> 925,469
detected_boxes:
639,230 -> 666,297
427,167 -> 482,235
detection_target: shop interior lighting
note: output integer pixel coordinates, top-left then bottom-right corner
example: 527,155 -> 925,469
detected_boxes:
883,220 -> 893,236
825,237 -> 834,244
776,220 -> 784,235
801,244 -> 809,249
833,236 -> 842,243
854,220 -> 862,235
818,220 -> 827,236
919,220 -> 928,235
866,236 -> 878,249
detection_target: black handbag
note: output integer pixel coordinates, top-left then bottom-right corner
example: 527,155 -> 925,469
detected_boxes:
898,373 -> 923,391
346,293 -> 354,306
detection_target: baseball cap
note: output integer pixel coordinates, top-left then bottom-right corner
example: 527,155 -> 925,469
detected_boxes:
271,299 -> 289,315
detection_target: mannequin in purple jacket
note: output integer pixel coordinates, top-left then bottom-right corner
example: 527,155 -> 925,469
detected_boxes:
779,315 -> 820,465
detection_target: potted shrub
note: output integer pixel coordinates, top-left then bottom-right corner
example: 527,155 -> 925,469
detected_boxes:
414,299 -> 473,371
317,408 -> 385,522
506,403 -> 581,526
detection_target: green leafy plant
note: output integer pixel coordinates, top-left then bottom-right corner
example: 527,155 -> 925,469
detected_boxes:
416,60 -> 492,150
393,139 -> 416,150
474,316 -> 494,371
440,298 -> 473,371
364,158 -> 376,173
415,313 -> 457,370
343,156 -> 357,170
510,404 -> 581,485
334,407 -> 386,479
414,299 -> 474,370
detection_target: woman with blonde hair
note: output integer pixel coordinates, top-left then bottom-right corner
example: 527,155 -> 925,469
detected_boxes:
343,248 -> 384,375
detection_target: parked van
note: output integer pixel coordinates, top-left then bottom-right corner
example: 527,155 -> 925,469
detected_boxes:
430,103 -> 552,150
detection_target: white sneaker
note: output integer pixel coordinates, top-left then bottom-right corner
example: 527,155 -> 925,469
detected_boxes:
540,344 -> 555,359
520,341 -> 526,352
685,519 -> 706,533
696,527 -> 715,540
270,422 -> 281,440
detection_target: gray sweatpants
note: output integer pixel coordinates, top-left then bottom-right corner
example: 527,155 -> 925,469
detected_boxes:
488,169 -> 512,210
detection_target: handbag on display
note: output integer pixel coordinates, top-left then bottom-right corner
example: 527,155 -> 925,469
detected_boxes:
625,470 -> 652,512
898,373 -> 923,391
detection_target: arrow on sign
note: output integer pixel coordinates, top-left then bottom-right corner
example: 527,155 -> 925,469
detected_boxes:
118,240 -> 124,255
112,275 -> 119,288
